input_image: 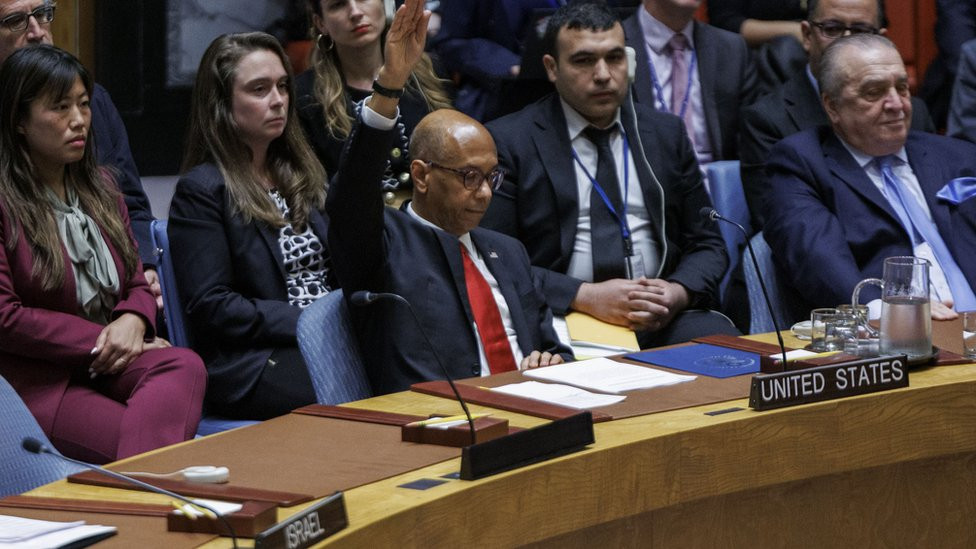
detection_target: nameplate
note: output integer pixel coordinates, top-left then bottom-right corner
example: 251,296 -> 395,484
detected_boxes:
254,492 -> 347,549
748,355 -> 909,411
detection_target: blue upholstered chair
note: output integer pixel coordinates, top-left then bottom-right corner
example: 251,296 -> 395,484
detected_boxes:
150,220 -> 257,435
150,219 -> 189,348
0,375 -> 86,496
297,290 -> 372,404
742,232 -> 806,334
704,160 -> 751,301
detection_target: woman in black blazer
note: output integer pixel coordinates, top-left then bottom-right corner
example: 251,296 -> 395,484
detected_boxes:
168,32 -> 329,420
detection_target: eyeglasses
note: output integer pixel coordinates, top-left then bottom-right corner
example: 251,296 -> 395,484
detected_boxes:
809,20 -> 879,39
425,161 -> 504,191
0,4 -> 56,33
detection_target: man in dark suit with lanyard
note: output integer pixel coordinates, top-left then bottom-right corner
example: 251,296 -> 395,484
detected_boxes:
622,0 -> 758,165
482,1 -> 737,348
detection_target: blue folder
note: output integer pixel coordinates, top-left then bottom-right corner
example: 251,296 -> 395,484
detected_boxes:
624,344 -> 760,378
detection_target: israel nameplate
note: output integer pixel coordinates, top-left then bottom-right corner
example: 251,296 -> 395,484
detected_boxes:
254,491 -> 347,549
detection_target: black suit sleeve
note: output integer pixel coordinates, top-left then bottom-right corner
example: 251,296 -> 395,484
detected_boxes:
91,85 -> 156,268
325,118 -> 397,297
484,116 -> 585,315
656,116 -> 728,307
738,100 -> 784,227
168,169 -> 301,345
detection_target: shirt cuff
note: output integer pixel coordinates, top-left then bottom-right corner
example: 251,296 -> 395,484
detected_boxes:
361,99 -> 398,130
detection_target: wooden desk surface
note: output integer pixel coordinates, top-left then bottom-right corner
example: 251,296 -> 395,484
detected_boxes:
26,324 -> 976,547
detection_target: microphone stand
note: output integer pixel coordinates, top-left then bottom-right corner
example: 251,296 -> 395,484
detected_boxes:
701,207 -> 789,366
350,291 -> 476,445
22,437 -> 239,548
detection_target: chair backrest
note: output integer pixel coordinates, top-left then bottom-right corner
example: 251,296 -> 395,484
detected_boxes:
705,160 -> 751,300
0,375 -> 86,496
742,232 -> 807,334
297,290 -> 372,404
150,219 -> 190,348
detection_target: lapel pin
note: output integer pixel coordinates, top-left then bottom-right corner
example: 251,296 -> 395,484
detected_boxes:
489,251 -> 498,258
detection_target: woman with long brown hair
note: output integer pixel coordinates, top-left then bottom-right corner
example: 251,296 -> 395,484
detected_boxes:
0,45 -> 205,463
169,32 -> 330,420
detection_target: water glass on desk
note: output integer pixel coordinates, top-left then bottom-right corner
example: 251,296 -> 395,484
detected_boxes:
824,311 -> 857,351
964,311 -> 976,360
810,308 -> 838,352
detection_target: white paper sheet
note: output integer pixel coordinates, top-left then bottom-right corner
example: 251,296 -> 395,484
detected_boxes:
523,357 -> 696,394
491,381 -> 627,409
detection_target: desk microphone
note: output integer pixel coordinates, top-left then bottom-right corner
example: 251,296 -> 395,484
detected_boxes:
700,207 -> 789,366
22,437 -> 238,548
349,290 -> 477,445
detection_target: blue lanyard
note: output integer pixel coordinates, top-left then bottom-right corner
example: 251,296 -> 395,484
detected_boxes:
571,132 -> 634,255
646,47 -> 697,120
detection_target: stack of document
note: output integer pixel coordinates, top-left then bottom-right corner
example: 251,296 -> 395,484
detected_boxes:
0,515 -> 116,548
523,357 -> 696,394
552,313 -> 640,358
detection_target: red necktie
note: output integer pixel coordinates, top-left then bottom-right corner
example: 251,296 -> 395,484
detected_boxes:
460,243 -> 517,373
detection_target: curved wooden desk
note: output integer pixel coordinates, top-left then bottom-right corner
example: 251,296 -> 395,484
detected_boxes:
26,326 -> 976,547
327,365 -> 976,547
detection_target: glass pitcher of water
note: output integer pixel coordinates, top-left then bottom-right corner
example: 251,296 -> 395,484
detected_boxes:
851,256 -> 932,359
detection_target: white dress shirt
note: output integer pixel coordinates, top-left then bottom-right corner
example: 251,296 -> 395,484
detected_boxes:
560,100 -> 661,282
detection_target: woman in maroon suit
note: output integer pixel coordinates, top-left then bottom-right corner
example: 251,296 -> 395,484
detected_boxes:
0,45 -> 206,464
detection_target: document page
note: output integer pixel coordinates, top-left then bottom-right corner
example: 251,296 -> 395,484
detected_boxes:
524,357 -> 696,394
0,515 -> 116,548
491,381 -> 627,409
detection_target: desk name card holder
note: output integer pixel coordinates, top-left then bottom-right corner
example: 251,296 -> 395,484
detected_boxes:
401,415 -> 510,447
749,355 -> 909,411
168,500 -> 278,537
254,492 -> 347,549
460,411 -> 595,480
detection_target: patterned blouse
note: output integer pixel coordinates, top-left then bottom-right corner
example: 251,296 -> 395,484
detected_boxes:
268,189 -> 330,308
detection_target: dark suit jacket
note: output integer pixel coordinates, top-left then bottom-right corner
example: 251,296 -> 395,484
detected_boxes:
326,118 -> 570,396
764,127 -> 976,310
0,198 -> 156,434
481,93 -> 727,314
622,13 -> 758,161
167,163 -> 330,404
740,69 -> 935,226
947,38 -> 976,144
92,84 -> 156,267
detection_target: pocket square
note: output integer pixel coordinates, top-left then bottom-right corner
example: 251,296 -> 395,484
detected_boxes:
937,176 -> 976,205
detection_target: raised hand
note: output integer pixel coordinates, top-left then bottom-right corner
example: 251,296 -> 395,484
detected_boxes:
378,0 -> 431,89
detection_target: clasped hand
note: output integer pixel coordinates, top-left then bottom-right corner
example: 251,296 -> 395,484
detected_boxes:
574,278 -> 690,332
89,313 -> 170,377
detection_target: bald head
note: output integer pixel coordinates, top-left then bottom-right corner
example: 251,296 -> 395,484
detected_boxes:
409,109 -> 500,236
410,110 -> 493,164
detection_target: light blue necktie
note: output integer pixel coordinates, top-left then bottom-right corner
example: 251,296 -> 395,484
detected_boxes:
877,155 -> 976,310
